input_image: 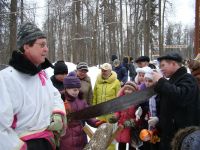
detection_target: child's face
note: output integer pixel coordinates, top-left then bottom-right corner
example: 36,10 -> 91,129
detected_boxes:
66,88 -> 80,97
138,72 -> 145,83
144,78 -> 154,87
124,87 -> 135,95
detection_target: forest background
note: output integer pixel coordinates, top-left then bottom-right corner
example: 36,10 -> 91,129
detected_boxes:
0,0 -> 195,65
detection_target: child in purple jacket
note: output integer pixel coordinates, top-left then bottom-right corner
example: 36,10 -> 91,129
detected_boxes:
60,75 -> 104,150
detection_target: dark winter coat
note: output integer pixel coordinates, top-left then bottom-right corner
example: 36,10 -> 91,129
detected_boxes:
60,95 -> 98,150
50,75 -> 65,100
128,62 -> 137,80
154,67 -> 200,150
113,64 -> 128,84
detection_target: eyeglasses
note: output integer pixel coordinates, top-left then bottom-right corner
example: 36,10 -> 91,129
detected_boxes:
34,42 -> 48,48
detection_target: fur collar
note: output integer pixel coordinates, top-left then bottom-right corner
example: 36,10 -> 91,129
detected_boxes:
9,50 -> 53,75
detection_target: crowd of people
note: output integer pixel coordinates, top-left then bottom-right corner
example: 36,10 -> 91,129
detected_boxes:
1,22 -> 200,150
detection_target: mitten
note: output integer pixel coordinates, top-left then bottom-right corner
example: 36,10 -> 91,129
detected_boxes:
108,116 -> 119,124
48,114 -> 64,132
123,119 -> 135,128
135,106 -> 143,121
95,120 -> 106,127
148,117 -> 159,127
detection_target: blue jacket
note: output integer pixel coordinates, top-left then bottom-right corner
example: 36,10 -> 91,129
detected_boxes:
113,64 -> 128,84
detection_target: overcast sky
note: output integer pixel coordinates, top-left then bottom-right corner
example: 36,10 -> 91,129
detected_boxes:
25,0 -> 195,28
168,0 -> 195,26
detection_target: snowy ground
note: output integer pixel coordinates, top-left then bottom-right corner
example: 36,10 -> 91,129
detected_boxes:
45,62 -> 100,88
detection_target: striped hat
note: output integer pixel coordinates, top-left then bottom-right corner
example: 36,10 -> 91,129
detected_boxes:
17,22 -> 46,49
76,62 -> 89,71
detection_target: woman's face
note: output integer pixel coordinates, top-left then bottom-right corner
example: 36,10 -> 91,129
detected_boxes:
77,69 -> 88,79
66,88 -> 80,97
101,69 -> 111,79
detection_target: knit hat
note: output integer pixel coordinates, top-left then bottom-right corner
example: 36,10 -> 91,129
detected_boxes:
101,63 -> 112,70
76,62 -> 89,71
124,81 -> 138,91
113,59 -> 120,67
17,22 -> 46,49
63,75 -> 81,88
54,61 -> 68,75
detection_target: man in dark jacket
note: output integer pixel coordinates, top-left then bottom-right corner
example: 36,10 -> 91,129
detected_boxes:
152,52 -> 200,150
113,59 -> 128,86
51,60 -> 68,100
129,56 -> 137,81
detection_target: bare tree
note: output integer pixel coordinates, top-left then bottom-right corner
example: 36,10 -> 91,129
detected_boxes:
9,0 -> 17,60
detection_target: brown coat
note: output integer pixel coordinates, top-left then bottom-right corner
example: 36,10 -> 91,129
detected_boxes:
80,75 -> 93,105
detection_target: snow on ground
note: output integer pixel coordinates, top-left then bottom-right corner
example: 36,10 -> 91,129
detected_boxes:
45,62 -> 100,88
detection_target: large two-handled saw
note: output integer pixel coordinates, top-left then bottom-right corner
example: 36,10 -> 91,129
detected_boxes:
68,86 -> 156,121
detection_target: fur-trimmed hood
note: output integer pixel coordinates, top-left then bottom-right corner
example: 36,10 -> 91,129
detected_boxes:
171,126 -> 200,150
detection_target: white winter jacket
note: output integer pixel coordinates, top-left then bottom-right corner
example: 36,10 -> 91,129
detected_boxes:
0,66 -> 66,150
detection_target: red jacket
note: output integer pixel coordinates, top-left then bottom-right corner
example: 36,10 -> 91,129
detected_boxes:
115,106 -> 136,143
114,88 -> 137,143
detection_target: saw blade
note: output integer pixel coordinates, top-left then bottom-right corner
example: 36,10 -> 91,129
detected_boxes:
68,86 -> 155,121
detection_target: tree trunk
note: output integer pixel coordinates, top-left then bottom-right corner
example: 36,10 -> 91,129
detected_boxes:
84,123 -> 113,150
120,0 -> 123,57
144,0 -> 151,56
9,0 -> 17,60
158,0 -> 163,56
20,0 -> 24,23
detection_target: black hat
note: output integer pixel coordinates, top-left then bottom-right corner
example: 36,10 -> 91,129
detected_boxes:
76,62 -> 88,71
54,60 -> 68,75
17,22 -> 46,49
157,52 -> 182,63
135,56 -> 150,63
111,54 -> 118,62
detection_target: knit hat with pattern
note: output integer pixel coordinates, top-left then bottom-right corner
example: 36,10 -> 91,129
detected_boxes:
17,22 -> 46,49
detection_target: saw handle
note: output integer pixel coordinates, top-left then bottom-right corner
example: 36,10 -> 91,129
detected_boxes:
82,125 -> 94,139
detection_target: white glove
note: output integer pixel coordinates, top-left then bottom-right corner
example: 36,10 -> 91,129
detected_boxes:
148,117 -> 159,127
135,106 -> 143,121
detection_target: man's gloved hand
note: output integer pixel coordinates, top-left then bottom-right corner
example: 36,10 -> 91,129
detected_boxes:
123,119 -> 135,128
95,120 -> 106,127
135,106 -> 143,121
108,116 -> 119,124
148,117 -> 159,127
48,114 -> 64,132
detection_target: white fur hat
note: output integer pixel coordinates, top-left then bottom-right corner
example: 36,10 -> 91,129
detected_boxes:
136,66 -> 152,74
144,72 -> 153,80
